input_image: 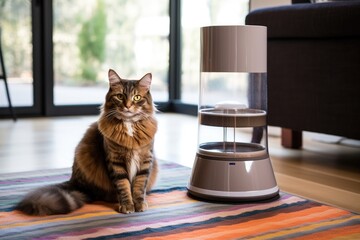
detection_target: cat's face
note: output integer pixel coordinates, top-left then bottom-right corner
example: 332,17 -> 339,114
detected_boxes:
102,69 -> 154,121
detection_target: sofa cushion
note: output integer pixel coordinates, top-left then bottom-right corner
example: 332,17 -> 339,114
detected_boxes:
246,1 -> 360,39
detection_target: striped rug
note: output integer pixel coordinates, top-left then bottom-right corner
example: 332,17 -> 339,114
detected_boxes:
0,161 -> 359,239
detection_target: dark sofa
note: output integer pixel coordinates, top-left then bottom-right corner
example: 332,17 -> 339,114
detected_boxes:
246,0 -> 360,148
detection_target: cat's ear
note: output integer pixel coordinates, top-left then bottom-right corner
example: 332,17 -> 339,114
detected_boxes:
139,73 -> 152,92
108,69 -> 122,86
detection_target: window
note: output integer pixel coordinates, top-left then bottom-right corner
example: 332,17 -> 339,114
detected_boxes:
53,0 -> 169,106
0,0 -> 250,118
0,0 -> 33,107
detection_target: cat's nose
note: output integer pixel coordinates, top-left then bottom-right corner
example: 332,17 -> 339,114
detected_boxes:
125,102 -> 132,109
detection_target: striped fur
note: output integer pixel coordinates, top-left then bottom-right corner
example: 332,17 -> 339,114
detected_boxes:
16,69 -> 158,215
15,183 -> 86,216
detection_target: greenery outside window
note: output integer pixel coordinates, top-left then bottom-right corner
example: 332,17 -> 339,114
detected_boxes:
53,0 -> 169,105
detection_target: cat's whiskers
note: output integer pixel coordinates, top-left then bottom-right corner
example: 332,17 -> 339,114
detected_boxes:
105,109 -> 118,120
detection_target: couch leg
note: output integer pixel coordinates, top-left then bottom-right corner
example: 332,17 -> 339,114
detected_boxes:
281,128 -> 302,149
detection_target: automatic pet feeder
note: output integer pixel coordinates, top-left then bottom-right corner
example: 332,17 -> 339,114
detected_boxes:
187,25 -> 279,201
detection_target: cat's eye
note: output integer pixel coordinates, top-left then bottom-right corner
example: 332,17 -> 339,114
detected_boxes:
115,94 -> 124,101
133,95 -> 142,102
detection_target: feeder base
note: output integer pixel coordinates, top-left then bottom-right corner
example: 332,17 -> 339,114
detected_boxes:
187,153 -> 279,202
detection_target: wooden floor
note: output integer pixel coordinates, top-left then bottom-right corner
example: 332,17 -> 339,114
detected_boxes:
0,113 -> 359,213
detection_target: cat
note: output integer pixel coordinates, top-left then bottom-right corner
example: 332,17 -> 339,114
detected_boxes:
16,69 -> 158,215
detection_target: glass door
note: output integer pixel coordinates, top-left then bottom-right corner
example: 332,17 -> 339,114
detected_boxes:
1,0 -> 249,118
0,0 -> 41,117
52,0 -> 169,108
1,0 -> 170,118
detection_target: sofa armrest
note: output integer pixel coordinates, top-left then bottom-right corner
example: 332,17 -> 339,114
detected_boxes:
246,1 -> 360,38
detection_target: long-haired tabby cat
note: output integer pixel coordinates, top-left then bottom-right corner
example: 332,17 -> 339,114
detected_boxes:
16,69 -> 158,215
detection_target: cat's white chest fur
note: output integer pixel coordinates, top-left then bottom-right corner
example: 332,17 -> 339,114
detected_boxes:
129,152 -> 140,183
124,121 -> 134,137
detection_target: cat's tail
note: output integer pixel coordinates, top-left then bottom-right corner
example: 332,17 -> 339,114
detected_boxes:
15,181 -> 87,216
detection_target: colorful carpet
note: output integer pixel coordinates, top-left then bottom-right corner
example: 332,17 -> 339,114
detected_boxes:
0,161 -> 359,240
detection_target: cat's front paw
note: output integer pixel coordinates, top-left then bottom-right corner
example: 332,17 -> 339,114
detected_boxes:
118,203 -> 135,214
134,201 -> 148,212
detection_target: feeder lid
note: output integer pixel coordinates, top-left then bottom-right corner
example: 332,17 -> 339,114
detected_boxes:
201,25 -> 267,73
